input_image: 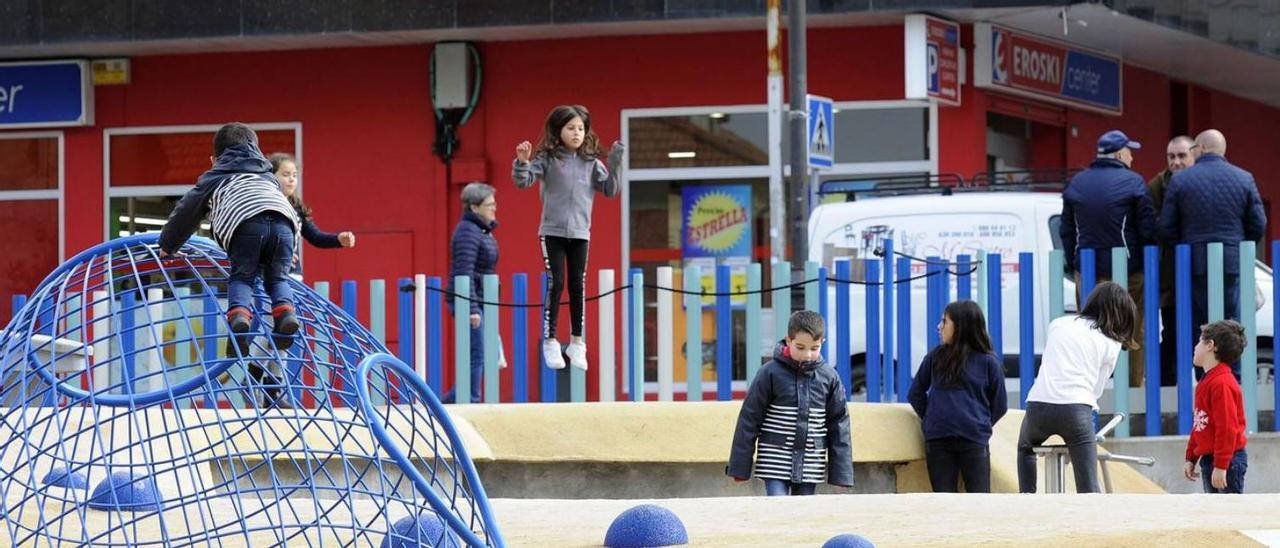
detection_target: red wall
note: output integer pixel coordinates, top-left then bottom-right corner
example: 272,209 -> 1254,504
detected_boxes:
40,23 -> 1280,399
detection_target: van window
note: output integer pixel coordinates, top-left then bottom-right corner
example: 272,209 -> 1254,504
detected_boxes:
1048,215 -> 1062,249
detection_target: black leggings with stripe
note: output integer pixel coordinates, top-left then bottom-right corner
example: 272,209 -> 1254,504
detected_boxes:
541,236 -> 589,339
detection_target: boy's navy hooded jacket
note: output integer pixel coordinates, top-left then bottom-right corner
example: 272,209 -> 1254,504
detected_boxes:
727,342 -> 854,486
907,347 -> 1008,445
1059,157 -> 1157,275
159,142 -> 298,254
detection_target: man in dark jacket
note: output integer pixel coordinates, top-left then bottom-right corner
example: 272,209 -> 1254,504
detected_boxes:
1160,129 -> 1267,381
1149,136 -> 1195,386
1061,129 -> 1158,386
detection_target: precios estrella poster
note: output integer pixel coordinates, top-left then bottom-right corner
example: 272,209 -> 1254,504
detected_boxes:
681,185 -> 752,258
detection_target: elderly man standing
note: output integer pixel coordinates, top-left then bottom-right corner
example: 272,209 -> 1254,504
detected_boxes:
1061,129 -> 1158,387
1150,136 -> 1195,386
1161,129 -> 1267,381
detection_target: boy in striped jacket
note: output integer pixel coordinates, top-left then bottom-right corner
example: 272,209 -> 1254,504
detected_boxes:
727,310 -> 854,496
159,123 -> 302,353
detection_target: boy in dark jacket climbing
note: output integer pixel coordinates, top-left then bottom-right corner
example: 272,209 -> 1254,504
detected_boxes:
727,310 -> 854,495
159,123 -> 302,353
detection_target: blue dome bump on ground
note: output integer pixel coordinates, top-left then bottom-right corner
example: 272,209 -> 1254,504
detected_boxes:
604,504 -> 689,547
87,471 -> 162,511
381,512 -> 461,548
41,467 -> 88,490
822,533 -> 876,548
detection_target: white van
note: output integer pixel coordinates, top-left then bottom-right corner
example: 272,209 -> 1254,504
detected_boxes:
805,190 -> 1274,394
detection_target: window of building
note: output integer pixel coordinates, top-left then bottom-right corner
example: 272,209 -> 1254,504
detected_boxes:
0,132 -> 63,326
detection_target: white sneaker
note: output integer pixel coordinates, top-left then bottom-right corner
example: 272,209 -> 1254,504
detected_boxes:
543,339 -> 566,369
565,341 -> 589,370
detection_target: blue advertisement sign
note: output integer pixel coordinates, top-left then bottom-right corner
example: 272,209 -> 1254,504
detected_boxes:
0,60 -> 93,129
976,23 -> 1123,115
681,185 -> 752,258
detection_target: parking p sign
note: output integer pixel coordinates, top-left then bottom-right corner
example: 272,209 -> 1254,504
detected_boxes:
807,94 -> 834,169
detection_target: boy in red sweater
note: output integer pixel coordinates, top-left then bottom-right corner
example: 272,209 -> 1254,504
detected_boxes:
1184,320 -> 1249,493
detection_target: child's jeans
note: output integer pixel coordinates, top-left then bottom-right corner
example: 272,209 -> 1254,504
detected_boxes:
228,212 -> 295,313
1199,449 -> 1247,493
763,479 -> 815,496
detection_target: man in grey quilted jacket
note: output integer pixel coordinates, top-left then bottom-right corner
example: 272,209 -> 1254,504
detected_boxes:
1160,129 -> 1267,381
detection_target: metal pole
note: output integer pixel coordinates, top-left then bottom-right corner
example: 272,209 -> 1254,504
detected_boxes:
787,0 -> 808,265
766,0 -> 786,266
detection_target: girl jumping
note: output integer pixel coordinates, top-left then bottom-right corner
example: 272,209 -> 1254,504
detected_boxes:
513,105 -> 624,370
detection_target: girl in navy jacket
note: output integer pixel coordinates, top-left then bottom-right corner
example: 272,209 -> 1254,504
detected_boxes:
908,300 -> 1008,493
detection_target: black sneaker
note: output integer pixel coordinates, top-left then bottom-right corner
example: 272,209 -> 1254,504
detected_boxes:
227,307 -> 252,334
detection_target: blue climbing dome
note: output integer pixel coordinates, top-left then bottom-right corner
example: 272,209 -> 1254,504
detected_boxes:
0,234 -> 502,546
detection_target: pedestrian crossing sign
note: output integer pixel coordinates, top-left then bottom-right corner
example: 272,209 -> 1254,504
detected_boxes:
807,94 -> 834,169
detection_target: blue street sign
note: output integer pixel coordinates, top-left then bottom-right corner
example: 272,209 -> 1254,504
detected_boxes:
807,94 -> 834,169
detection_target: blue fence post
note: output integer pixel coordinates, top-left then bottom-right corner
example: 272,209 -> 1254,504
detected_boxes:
1274,241 -> 1280,433
397,278 -> 414,405
685,266 -> 702,402
835,259 -> 851,398
513,273 -> 529,403
121,290 -> 136,398
1144,247 -> 1161,435
1240,241 -> 1258,432
957,254 -> 972,300
746,263 -> 763,385
631,269 -> 645,403
202,294 -> 220,408
939,256 -> 951,310
818,266 -> 829,342
926,256 -> 941,351
716,264 -> 732,401
1176,244 -> 1193,434
866,260 -> 881,403
773,262 -> 791,343
896,257 -> 911,402
453,276 -> 471,405
541,272 -> 557,403
882,239 -> 895,402
1018,252 -> 1034,408
1079,248 -> 1096,307
484,274 -> 502,404
987,253 -> 1003,363
10,295 -> 24,319
427,277 -> 443,397
1111,246 -> 1130,438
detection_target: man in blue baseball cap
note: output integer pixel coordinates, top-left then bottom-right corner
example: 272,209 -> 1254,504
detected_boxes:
1060,128 -> 1157,386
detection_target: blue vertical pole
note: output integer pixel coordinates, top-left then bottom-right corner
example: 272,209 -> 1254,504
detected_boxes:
542,272 -> 557,403
339,280 -> 359,407
988,254 -> 1003,362
1176,244 -> 1193,434
1079,248 -> 1096,307
939,257 -> 951,309
484,274 -> 502,404
926,257 -> 941,351
203,295 -> 220,408
427,277 -> 443,396
1018,252 -> 1034,408
685,266 -> 703,402
835,260 -> 851,398
1144,247 -> 1161,435
121,290 -> 136,397
866,260 -> 881,403
882,239 -> 895,402
896,257 -> 911,402
1274,241 -> 1280,432
513,273 -> 529,403
10,295 -> 24,319
397,278 -> 414,404
957,254 -> 972,300
716,264 -> 732,401
818,266 -> 829,339
631,269 -> 645,403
